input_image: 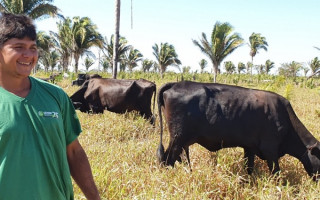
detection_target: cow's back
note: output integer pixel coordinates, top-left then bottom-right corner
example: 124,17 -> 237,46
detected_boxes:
84,78 -> 134,111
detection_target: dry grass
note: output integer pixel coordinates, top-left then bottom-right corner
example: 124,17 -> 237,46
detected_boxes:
54,75 -> 320,200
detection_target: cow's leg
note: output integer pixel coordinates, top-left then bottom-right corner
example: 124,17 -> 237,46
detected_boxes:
183,146 -> 192,172
244,148 -> 255,174
95,109 -> 104,114
140,110 -> 155,125
266,159 -> 280,174
91,105 -> 104,114
260,144 -> 280,174
149,115 -> 156,126
165,139 -> 183,166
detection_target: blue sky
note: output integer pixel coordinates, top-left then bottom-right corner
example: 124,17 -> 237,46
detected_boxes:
36,0 -> 320,74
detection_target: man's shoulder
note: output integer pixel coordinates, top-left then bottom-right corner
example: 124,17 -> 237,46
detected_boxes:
30,76 -> 66,96
31,76 -> 61,89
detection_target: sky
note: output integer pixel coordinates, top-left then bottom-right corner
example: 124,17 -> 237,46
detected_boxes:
36,0 -> 320,74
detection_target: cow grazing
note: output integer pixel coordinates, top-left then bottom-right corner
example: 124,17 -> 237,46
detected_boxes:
157,81 -> 320,180
37,73 -> 61,83
70,78 -> 156,124
72,73 -> 102,86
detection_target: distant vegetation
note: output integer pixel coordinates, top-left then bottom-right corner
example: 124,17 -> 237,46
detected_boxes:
2,0 -> 318,81
33,19 -> 320,82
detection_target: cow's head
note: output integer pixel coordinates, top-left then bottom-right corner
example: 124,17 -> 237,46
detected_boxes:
70,99 -> 90,113
70,80 -> 90,113
77,73 -> 87,80
306,142 -> 320,180
72,101 -> 82,109
71,101 -> 89,113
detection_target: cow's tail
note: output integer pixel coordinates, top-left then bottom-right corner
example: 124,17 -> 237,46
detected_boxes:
157,82 -> 176,164
151,84 -> 156,125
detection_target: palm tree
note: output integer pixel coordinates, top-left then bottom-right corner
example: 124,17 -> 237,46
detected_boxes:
302,66 -> 310,77
224,61 -> 235,74
278,61 -> 302,78
182,66 -> 191,73
199,59 -> 208,73
307,57 -> 320,78
113,0 -> 121,79
0,0 -> 60,20
100,57 -> 110,72
237,62 -> 246,74
249,32 -> 268,63
103,35 -> 131,73
83,56 -> 95,72
152,42 -> 181,78
310,57 -> 320,74
256,64 -> 265,74
142,59 -> 154,72
36,31 -> 53,72
246,61 -> 253,75
193,21 -> 244,82
37,31 -> 61,73
119,59 -> 127,72
71,16 -> 104,73
265,59 -> 275,74
37,31 -> 52,52
47,50 -> 60,72
50,18 -> 73,72
125,47 -> 143,72
38,49 -> 60,73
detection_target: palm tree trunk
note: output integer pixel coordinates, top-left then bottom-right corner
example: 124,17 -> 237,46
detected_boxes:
213,63 -> 218,83
251,56 -> 254,75
75,61 -> 79,74
213,68 -> 217,83
63,56 -> 68,72
74,54 -> 80,73
113,0 -> 121,79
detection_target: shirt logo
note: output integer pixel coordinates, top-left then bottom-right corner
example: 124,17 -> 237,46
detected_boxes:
38,111 -> 59,118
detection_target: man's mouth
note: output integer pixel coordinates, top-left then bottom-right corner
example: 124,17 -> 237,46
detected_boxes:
17,61 -> 32,66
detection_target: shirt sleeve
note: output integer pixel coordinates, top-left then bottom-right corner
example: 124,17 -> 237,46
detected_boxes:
60,89 -> 82,145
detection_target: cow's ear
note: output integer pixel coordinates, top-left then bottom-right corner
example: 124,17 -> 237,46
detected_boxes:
310,146 -> 320,159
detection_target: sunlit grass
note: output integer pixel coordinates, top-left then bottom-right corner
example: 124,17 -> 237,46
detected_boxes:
48,73 -> 320,199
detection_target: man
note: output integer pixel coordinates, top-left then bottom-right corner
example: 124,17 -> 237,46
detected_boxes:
0,12 -> 100,199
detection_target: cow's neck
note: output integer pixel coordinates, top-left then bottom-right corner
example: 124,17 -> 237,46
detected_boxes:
291,117 -> 318,148
286,103 -> 318,147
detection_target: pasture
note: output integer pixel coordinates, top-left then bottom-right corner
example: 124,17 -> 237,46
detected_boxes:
53,72 -> 320,199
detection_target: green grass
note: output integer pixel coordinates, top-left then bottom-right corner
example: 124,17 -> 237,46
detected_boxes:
49,72 -> 320,199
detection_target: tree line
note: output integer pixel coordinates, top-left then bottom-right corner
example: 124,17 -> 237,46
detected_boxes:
1,1 -> 320,82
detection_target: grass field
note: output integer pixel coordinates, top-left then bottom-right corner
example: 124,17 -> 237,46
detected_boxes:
52,72 -> 320,199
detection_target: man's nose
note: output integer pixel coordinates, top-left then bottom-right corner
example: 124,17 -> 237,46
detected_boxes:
22,49 -> 38,57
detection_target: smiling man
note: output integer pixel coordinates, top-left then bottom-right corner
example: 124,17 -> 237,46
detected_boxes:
0,12 -> 100,200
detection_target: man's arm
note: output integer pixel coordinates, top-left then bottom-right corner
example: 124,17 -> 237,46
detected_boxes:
67,139 -> 101,200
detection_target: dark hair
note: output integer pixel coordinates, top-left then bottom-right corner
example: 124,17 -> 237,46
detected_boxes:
0,12 -> 37,46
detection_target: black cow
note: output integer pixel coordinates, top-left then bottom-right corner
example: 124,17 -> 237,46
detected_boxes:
70,78 -> 156,124
37,73 -> 61,83
157,81 -> 320,180
72,73 -> 102,86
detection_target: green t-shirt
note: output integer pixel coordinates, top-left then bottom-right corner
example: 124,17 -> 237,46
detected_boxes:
0,77 -> 82,200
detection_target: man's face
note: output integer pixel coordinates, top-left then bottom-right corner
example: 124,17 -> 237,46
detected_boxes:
0,37 -> 38,78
